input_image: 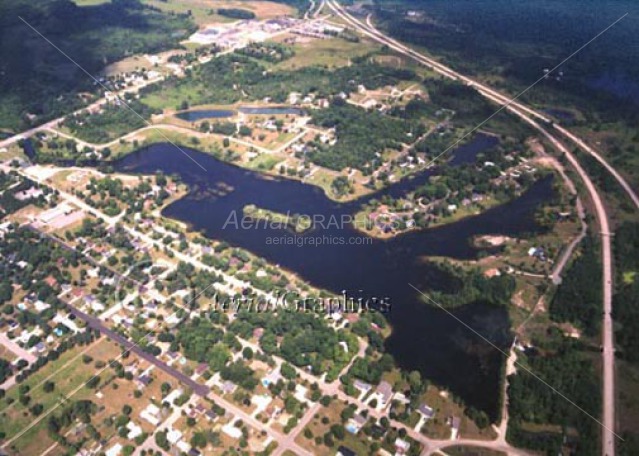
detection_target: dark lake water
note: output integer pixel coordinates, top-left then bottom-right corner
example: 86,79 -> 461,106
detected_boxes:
543,108 -> 575,121
175,106 -> 305,122
176,109 -> 236,121
114,134 -> 553,419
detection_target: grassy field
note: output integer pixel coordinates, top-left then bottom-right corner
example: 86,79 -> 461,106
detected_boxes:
0,339 -> 120,454
141,83 -> 206,111
0,144 -> 26,162
72,0 -> 110,5
141,0 -> 295,25
272,35 -> 381,70
295,402 -> 372,456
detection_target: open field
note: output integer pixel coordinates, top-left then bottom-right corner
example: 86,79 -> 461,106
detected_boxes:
0,339 -> 120,454
295,402 -> 372,456
72,0 -> 110,5
272,35 -> 382,70
142,0 -> 296,25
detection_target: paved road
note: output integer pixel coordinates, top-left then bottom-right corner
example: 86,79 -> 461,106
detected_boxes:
65,303 -> 210,397
354,4 -> 638,216
326,2 -> 617,454
503,103 -> 616,456
49,122 -> 276,155
66,303 -> 314,456
554,125 -> 639,210
0,76 -> 163,151
0,332 -> 37,364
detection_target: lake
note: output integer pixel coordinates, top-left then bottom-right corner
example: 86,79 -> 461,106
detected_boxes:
114,135 -> 552,419
175,106 -> 305,122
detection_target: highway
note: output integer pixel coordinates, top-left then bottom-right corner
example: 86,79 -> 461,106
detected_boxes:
324,1 -> 618,454
2,4 -> 627,453
554,124 -> 639,210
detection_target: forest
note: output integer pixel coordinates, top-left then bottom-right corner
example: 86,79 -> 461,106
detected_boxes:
613,223 -> 639,363
217,8 -> 256,20
0,0 -> 196,131
373,0 -> 639,127
507,339 -> 600,455
549,236 -> 602,336
141,53 -> 416,110
228,310 -> 356,382
308,104 -> 423,171
63,99 -> 159,144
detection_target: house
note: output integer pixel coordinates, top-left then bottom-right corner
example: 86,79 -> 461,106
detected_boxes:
288,92 -> 301,104
34,300 -> 51,312
195,363 -> 208,376
251,394 -> 272,414
418,403 -> 435,420
449,416 -> 461,439
166,428 -> 183,445
140,403 -> 162,426
346,413 -> 367,434
126,421 -> 143,440
105,443 -> 123,456
293,384 -> 308,403
262,369 -> 282,387
164,387 -> 184,405
362,98 -> 378,109
205,409 -> 218,421
395,437 -> 411,454
177,441 -> 191,454
136,374 -> 152,389
222,421 -> 243,439
221,381 -> 237,394
34,341 -> 46,354
353,379 -> 372,397
14,187 -> 44,201
369,381 -> 393,410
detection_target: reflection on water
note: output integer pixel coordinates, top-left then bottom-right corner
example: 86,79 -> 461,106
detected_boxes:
175,106 -> 305,122
114,136 -> 553,419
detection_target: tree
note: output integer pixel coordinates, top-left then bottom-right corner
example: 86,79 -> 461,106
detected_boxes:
281,363 -> 296,380
208,343 -> 231,371
86,376 -> 100,389
155,430 -> 169,451
30,403 -> 44,416
331,424 -> 346,440
242,347 -> 253,360
161,382 -> 172,396
191,431 -> 207,448
408,370 -> 423,395
43,381 -> 55,393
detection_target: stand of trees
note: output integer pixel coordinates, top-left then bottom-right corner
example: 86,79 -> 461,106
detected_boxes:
613,223 -> 639,362
309,104 -> 424,171
549,236 -> 602,336
217,8 -> 256,20
507,339 -> 600,455
0,0 -> 196,131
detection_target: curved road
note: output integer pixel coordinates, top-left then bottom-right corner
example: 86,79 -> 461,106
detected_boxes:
325,2 -> 617,454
